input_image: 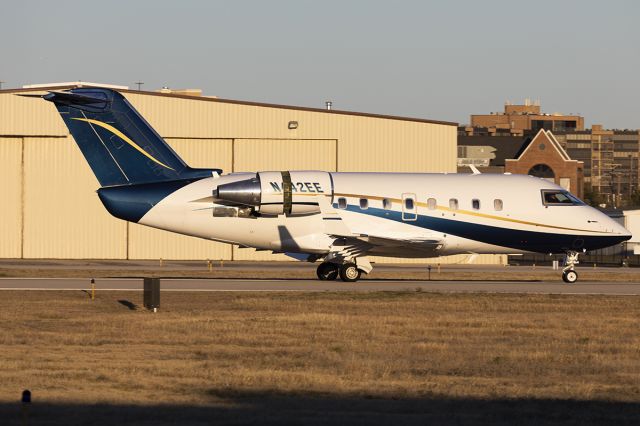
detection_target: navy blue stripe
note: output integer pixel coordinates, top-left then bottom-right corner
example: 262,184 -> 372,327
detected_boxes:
335,204 -> 626,253
98,179 -> 197,223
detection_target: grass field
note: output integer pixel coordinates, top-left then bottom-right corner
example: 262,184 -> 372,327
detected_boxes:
1,290 -> 639,425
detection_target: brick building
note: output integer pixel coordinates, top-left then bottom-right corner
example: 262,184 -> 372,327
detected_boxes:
505,130 -> 584,198
457,129 -> 584,198
555,126 -> 640,207
470,99 -> 584,134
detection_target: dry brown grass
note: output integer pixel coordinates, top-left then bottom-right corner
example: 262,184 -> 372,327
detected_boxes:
0,291 -> 639,425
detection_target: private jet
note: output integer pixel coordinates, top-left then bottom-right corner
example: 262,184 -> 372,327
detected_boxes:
42,88 -> 631,283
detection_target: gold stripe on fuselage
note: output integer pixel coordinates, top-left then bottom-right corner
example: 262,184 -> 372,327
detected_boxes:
331,192 -> 608,234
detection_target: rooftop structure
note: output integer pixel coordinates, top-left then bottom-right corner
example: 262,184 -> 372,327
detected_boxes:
470,100 -> 584,133
22,81 -> 129,90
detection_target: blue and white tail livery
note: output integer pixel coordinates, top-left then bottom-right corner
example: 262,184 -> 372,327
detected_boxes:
45,88 -> 631,283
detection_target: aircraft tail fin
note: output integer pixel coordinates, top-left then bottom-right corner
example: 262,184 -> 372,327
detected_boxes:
44,88 -> 220,187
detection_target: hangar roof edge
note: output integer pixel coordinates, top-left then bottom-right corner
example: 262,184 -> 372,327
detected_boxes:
0,85 -> 458,127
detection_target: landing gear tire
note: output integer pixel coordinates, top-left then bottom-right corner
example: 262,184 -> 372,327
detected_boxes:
317,262 -> 339,281
339,263 -> 361,282
562,250 -> 580,284
562,270 -> 578,284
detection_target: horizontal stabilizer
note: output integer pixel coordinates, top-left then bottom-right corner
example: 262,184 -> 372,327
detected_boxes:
43,91 -> 109,108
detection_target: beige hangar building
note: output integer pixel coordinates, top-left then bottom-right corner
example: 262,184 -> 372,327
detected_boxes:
0,82 -> 502,264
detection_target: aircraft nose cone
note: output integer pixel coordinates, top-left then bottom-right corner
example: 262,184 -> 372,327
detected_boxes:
614,223 -> 632,239
612,224 -> 632,245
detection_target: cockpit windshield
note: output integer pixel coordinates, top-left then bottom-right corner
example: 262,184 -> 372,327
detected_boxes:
541,190 -> 585,206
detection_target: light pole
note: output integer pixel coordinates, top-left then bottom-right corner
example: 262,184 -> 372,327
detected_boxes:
135,81 -> 144,91
629,154 -> 634,201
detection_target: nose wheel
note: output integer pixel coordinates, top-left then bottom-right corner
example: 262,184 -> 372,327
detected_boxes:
562,251 -> 580,284
562,270 -> 578,283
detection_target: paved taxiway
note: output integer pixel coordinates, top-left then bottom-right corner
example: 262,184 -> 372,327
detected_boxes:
1,278 -> 640,295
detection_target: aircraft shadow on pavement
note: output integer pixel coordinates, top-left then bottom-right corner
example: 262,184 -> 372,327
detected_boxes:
1,391 -> 638,426
117,300 -> 139,310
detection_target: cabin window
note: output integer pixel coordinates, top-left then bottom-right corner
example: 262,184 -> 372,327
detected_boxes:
383,198 -> 392,210
472,199 -> 480,210
404,198 -> 414,210
494,199 -> 503,211
427,198 -> 437,210
541,190 -> 585,206
337,197 -> 347,209
359,198 -> 369,210
402,194 -> 417,221
449,198 -> 458,210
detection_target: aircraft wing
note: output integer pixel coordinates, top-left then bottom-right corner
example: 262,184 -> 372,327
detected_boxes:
353,234 -> 443,250
317,194 -> 444,257
330,233 -> 443,252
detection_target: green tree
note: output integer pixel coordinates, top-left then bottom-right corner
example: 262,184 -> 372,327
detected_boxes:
626,190 -> 640,209
583,187 -> 604,207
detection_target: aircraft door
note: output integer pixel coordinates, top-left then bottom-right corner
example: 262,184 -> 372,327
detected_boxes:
402,193 -> 417,221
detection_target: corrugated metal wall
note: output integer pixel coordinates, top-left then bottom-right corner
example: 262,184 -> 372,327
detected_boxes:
233,139 -> 337,172
0,92 -> 67,136
124,93 -> 457,174
0,138 -> 22,258
22,137 -> 127,258
0,88 -> 505,264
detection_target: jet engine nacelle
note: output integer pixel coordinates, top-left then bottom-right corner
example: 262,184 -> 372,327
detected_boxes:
214,171 -> 333,216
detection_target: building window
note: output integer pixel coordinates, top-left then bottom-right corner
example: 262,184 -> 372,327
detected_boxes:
472,199 -> 480,210
494,199 -> 503,211
528,164 -> 555,179
449,198 -> 458,210
337,197 -> 347,209
427,198 -> 437,210
383,198 -> 392,210
359,198 -> 368,210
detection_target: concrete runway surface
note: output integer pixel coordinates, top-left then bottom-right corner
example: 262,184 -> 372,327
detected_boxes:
1,277 -> 640,295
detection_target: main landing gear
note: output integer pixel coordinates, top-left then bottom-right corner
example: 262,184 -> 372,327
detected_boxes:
562,251 -> 580,284
316,262 -> 362,282
316,262 -> 339,281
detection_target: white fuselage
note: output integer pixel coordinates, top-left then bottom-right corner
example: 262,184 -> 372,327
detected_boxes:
136,172 -> 630,258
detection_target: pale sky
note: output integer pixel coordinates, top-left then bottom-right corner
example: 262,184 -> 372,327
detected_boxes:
2,0 -> 639,129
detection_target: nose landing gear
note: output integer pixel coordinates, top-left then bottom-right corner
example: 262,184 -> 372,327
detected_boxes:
562,251 -> 580,283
